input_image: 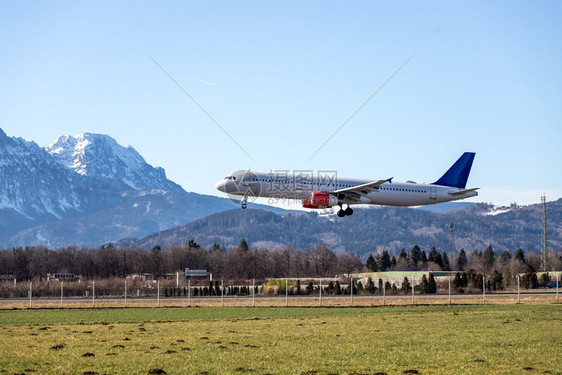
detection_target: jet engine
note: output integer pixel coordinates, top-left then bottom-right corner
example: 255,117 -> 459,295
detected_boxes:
302,192 -> 341,209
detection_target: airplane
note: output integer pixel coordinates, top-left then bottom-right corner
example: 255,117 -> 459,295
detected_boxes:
215,152 -> 479,217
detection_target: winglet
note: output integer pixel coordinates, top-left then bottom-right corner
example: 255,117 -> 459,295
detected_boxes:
432,152 -> 475,189
387,177 -> 393,184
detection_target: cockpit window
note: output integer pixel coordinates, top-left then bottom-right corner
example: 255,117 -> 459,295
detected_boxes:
224,176 -> 236,181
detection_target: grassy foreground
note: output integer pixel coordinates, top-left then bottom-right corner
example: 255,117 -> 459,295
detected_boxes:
1,305 -> 560,375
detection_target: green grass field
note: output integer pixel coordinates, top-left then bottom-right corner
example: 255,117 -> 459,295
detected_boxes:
1,305 -> 561,374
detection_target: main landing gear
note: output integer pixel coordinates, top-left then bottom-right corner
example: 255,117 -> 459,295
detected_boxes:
241,193 -> 248,209
337,205 -> 353,217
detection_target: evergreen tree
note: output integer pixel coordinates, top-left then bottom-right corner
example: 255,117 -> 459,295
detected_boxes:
384,281 -> 391,293
427,273 -> 437,293
410,245 -> 421,267
514,248 -> 525,263
351,280 -> 357,294
483,245 -> 496,269
239,238 -> 249,252
306,281 -> 313,295
538,273 -> 550,288
296,279 -> 301,295
461,272 -> 469,287
442,252 -> 451,271
499,250 -> 512,264
150,245 -> 163,278
391,256 -> 397,268
380,250 -> 392,271
378,279 -> 383,294
366,277 -> 375,294
452,272 -> 462,289
428,247 -> 439,263
374,254 -> 382,271
399,248 -> 408,261
188,239 -> 200,248
401,277 -> 411,294
435,253 -> 444,270
366,254 -> 377,271
327,281 -> 334,294
420,251 -> 428,268
491,270 -> 503,290
523,264 -> 538,289
335,281 -> 342,295
456,249 -> 468,271
420,274 -> 428,293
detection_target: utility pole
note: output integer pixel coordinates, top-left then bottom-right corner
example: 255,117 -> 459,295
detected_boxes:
540,195 -> 548,272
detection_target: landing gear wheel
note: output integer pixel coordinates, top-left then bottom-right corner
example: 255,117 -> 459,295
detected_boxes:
344,207 -> 354,216
241,202 -> 247,209
337,209 -> 346,217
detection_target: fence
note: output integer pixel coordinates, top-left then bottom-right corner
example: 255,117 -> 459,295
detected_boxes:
0,275 -> 559,309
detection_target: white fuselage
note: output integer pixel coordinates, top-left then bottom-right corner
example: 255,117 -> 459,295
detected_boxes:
215,171 -> 478,207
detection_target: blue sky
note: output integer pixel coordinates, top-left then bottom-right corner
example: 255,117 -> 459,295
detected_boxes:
1,1 -> 561,206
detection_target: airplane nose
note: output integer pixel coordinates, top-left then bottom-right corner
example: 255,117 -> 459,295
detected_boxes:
215,180 -> 226,192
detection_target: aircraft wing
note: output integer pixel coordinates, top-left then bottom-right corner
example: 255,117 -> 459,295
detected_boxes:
332,178 -> 392,200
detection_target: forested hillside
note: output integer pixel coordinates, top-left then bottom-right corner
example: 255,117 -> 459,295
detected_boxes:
118,199 -> 562,256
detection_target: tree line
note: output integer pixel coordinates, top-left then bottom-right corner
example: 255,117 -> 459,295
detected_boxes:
0,240 -> 560,290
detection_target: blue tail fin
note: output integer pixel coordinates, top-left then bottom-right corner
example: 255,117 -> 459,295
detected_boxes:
432,152 -> 475,188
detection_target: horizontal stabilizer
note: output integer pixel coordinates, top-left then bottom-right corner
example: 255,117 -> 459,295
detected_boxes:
449,187 -> 479,196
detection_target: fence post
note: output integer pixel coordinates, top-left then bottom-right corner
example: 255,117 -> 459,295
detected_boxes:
412,277 -> 415,305
221,279 -> 224,307
448,277 -> 451,305
188,279 -> 191,307
92,281 -> 95,308
124,280 -> 127,308
482,275 -> 485,305
556,274 -> 559,304
383,279 -> 386,307
517,275 -> 520,304
285,278 -> 288,307
29,282 -> 32,309
157,280 -> 160,308
350,278 -> 353,307
319,278 -> 322,307
60,281 -> 63,308
252,279 -> 255,307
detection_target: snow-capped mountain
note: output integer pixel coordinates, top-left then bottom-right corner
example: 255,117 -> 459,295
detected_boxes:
0,128 -> 82,220
0,129 -> 139,243
45,133 -> 182,191
0,128 -> 241,247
